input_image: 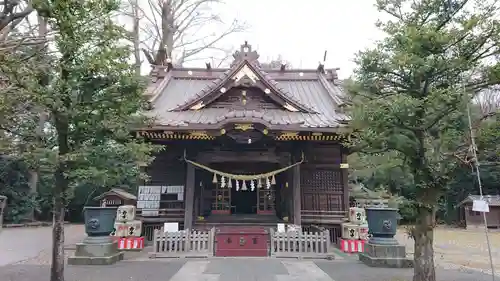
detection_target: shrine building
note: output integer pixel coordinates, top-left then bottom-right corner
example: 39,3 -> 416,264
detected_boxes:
135,42 -> 351,243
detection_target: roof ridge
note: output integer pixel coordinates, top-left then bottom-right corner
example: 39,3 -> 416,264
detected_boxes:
318,72 -> 345,106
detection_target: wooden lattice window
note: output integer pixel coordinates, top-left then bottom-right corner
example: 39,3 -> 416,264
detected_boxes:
301,169 -> 343,192
211,185 -> 230,211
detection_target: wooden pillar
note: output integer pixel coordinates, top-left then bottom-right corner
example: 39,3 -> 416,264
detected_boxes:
292,163 -> 301,225
184,164 -> 195,230
200,184 -> 204,216
341,146 -> 349,212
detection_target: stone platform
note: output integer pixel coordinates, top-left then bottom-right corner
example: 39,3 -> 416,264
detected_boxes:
68,239 -> 124,265
359,242 -> 414,268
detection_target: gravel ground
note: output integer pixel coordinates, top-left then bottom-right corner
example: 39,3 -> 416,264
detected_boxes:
0,224 -> 85,266
395,226 -> 500,275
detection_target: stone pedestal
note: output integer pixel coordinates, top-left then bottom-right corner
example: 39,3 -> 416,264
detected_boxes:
68,236 -> 124,265
359,242 -> 414,268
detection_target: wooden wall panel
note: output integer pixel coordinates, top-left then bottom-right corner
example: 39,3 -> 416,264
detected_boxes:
301,143 -> 346,212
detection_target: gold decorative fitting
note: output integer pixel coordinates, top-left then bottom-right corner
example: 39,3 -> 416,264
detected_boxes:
274,133 -> 353,142
264,88 -> 271,94
190,101 -> 204,110
137,130 -> 214,140
280,132 -> 299,137
262,128 -> 268,135
283,103 -> 299,112
242,98 -> 247,105
312,132 -> 323,136
340,163 -> 349,169
190,131 -> 209,137
234,123 -> 253,131
220,128 -> 226,135
241,90 -> 247,96
232,65 -> 259,83
220,87 -> 226,93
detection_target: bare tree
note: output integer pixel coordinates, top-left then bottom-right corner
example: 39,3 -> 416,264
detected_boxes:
121,0 -> 246,68
0,0 -> 33,40
260,55 -> 292,70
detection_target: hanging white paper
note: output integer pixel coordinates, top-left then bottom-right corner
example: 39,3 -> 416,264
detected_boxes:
164,222 -> 179,232
472,200 -> 490,212
277,223 -> 286,232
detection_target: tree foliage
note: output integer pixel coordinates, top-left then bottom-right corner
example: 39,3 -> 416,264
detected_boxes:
1,0 -> 160,280
348,1 -> 500,280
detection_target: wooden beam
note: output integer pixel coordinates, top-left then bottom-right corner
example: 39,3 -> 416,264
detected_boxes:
341,146 -> 349,212
292,162 -> 301,225
183,163 -> 195,230
197,151 -> 287,163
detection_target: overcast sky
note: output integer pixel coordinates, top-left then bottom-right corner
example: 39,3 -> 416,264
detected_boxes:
197,0 -> 385,79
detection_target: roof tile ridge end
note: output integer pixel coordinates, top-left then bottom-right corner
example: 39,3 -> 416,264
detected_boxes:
148,70 -> 174,105
318,73 -> 345,106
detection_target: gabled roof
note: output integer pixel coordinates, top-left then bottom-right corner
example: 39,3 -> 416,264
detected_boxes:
173,58 -> 316,113
93,188 -> 137,201
458,195 -> 500,207
142,42 -> 350,132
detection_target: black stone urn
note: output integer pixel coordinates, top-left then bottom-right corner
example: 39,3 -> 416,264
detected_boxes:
83,207 -> 117,237
365,207 -> 399,245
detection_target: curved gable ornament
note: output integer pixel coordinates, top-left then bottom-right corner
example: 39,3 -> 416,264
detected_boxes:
232,64 -> 259,84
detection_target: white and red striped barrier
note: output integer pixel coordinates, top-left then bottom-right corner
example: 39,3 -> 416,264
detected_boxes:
339,239 -> 365,253
117,237 -> 144,250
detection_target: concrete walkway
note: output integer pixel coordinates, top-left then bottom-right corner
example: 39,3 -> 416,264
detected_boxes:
0,258 -> 495,281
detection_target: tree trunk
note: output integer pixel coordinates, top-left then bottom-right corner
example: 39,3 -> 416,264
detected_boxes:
50,189 -> 65,281
412,207 -> 436,281
131,0 -> 141,74
50,114 -> 70,281
154,0 -> 174,65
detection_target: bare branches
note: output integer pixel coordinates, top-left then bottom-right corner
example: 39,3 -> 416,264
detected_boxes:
121,0 -> 247,67
0,0 -> 33,37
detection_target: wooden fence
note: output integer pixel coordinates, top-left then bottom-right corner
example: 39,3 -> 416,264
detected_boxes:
149,227 -> 215,258
270,229 -> 332,258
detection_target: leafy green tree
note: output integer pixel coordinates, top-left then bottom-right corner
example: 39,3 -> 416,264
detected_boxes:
348,1 -> 500,280
1,0 -> 159,280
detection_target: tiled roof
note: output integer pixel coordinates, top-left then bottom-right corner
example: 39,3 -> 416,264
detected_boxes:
93,188 -> 137,201
143,43 -> 350,132
458,195 -> 500,207
173,60 -> 317,113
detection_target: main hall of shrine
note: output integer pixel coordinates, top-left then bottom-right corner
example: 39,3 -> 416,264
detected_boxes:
134,42 -> 351,240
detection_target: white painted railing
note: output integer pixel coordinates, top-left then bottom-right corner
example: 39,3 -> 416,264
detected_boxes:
270,229 -> 331,258
150,227 -> 215,258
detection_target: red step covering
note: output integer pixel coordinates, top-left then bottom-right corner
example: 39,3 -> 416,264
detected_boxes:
215,226 -> 269,257
339,239 -> 365,253
117,237 -> 144,250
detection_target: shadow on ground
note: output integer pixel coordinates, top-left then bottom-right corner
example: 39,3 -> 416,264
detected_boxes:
0,259 -> 495,281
